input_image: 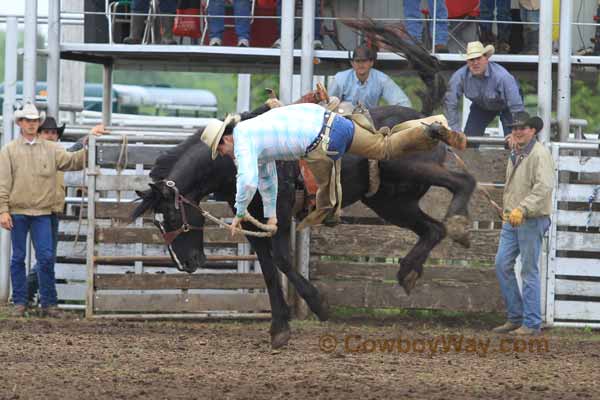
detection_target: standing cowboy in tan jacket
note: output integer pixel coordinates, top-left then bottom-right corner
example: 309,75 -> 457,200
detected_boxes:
492,111 -> 554,336
0,103 -> 91,317
24,117 -> 107,309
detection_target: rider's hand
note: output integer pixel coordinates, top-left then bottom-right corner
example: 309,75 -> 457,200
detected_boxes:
266,216 -> 278,229
0,212 -> 13,230
230,215 -> 243,237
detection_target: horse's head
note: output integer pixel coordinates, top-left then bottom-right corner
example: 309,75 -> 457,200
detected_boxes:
134,180 -> 207,273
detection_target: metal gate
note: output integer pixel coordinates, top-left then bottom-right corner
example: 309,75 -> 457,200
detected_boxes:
546,142 -> 600,327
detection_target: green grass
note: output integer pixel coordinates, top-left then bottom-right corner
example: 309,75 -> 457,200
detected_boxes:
537,326 -> 600,340
330,306 -> 504,326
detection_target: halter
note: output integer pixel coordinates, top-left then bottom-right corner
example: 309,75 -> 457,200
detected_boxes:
152,180 -> 206,272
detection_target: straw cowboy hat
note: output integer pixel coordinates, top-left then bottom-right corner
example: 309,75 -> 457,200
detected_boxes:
464,41 -> 495,60
13,101 -> 45,124
200,114 -> 241,160
38,116 -> 66,138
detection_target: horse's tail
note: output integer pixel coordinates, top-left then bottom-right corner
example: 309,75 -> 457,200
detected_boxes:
342,19 -> 447,116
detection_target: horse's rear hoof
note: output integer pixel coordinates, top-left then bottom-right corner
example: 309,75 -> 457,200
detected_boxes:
315,292 -> 330,322
399,270 -> 419,295
446,215 -> 471,248
271,329 -> 291,349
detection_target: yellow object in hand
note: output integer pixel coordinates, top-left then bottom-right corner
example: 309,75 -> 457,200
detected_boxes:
508,208 -> 524,227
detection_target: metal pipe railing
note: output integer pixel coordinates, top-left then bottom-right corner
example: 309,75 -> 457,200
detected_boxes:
0,17 -> 19,304
537,0 -> 553,145
47,0 -> 61,118
558,0 -> 573,142
278,0 -> 294,105
22,0 -> 37,103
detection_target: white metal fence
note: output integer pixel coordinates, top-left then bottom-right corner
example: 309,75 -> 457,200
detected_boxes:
546,142 -> 600,327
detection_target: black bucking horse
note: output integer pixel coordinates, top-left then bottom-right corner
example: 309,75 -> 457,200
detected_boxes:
131,29 -> 477,349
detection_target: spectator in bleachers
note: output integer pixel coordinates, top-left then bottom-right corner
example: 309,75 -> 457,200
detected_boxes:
445,0 -> 480,53
272,0 -> 323,49
0,103 -> 88,318
208,0 -> 252,47
327,45 -> 412,109
479,0 -> 512,53
124,0 -> 177,45
26,118 -> 107,310
403,0 -> 449,53
443,41 -> 524,138
519,0 -> 539,54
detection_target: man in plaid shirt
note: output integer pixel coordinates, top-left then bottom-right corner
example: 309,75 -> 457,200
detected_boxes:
201,102 -> 467,231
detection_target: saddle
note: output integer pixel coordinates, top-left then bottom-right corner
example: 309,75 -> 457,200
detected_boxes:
269,84 -> 383,217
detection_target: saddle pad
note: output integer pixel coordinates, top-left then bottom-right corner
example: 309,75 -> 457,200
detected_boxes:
299,159 -> 318,201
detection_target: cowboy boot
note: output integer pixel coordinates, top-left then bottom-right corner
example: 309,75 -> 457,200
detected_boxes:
124,15 -> 146,44
425,122 -> 468,151
160,16 -> 177,45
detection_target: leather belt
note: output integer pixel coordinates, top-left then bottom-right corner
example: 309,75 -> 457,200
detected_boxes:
305,111 -> 336,155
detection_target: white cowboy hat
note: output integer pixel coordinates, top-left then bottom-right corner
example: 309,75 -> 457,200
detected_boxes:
14,101 -> 45,124
200,114 -> 240,160
464,41 -> 495,60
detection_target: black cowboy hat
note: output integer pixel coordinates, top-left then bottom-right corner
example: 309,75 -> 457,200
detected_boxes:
38,116 -> 66,138
507,111 -> 543,132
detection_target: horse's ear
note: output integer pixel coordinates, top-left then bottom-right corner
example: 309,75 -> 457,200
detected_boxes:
148,182 -> 161,194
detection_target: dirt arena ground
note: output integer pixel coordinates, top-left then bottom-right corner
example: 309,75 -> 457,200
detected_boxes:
0,306 -> 599,400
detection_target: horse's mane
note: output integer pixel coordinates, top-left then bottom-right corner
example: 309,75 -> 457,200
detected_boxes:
132,130 -> 205,220
149,130 -> 203,181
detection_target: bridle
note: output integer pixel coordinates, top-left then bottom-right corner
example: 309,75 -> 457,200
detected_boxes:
153,180 -> 206,246
152,180 -> 206,272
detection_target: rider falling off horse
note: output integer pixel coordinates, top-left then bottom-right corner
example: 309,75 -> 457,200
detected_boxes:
200,98 -> 468,234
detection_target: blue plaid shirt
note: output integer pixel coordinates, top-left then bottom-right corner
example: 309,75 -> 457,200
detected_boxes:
233,103 -> 326,218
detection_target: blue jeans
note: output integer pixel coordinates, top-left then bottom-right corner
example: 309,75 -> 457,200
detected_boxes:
520,7 -> 539,51
495,217 -> 550,330
208,0 -> 251,41
10,215 -> 55,307
27,213 -> 59,304
403,0 -> 448,45
465,103 -> 513,137
479,0 -> 512,43
132,0 -> 177,14
276,0 -> 322,41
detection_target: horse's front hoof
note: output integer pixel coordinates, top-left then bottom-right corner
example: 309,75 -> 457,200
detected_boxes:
445,215 -> 471,248
399,270 -> 419,295
271,328 -> 291,349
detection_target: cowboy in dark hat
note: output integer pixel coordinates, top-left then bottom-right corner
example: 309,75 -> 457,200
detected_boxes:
327,45 -> 412,109
493,110 -> 555,337
505,111 -> 544,150
38,117 -> 66,141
